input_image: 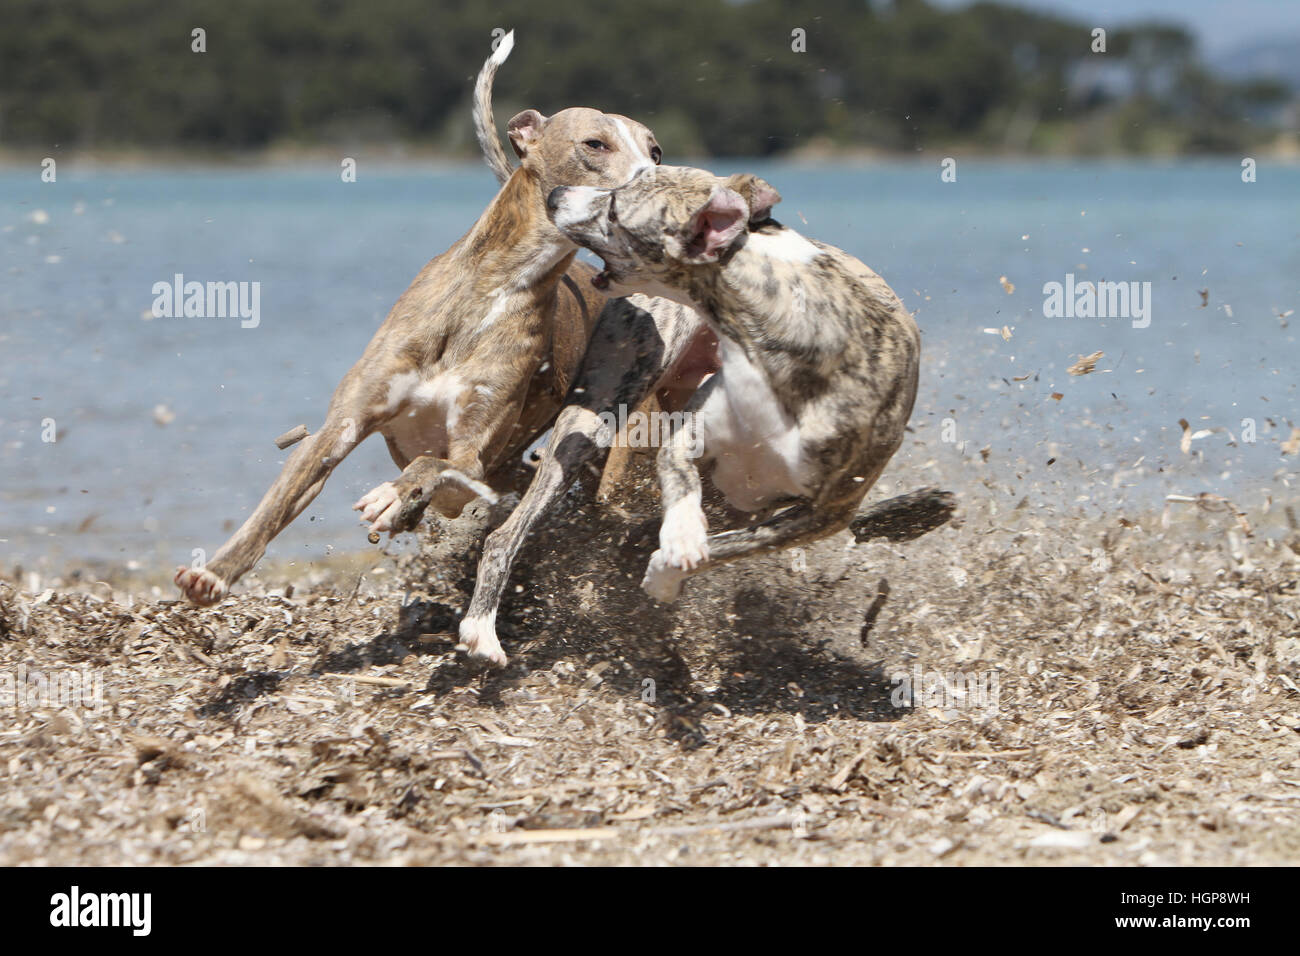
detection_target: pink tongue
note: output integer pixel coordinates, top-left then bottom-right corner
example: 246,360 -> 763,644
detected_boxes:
592,271 -> 611,290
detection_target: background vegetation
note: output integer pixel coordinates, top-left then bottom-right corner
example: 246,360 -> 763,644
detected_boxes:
0,0 -> 1292,158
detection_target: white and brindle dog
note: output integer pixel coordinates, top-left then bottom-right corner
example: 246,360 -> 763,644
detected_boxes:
543,166 -> 922,603
174,33 -> 696,609
173,37 -> 935,669
455,166 -> 931,666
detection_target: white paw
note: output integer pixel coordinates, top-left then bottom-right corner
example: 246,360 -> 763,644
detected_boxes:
353,481 -> 401,533
641,550 -> 689,603
658,497 -> 709,571
174,565 -> 229,606
458,614 -> 508,667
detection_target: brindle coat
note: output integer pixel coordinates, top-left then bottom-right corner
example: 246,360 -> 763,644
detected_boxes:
173,33 -> 675,618
543,165 -> 920,603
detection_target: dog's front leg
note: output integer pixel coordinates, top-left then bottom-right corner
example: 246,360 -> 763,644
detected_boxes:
641,375 -> 856,602
355,454 -> 499,535
643,500 -> 857,603
458,403 -> 610,665
175,376 -> 381,605
354,366 -> 536,536
458,297 -> 698,666
641,397 -> 711,603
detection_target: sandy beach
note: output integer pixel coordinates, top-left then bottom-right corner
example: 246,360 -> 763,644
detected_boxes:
4,449 -> 1298,866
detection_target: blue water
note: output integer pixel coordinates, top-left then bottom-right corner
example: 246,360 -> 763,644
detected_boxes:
2,160 -> 1298,569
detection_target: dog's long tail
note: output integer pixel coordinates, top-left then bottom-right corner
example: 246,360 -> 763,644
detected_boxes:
473,30 -> 515,186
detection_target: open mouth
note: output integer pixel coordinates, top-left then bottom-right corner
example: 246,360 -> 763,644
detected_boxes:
591,267 -> 613,290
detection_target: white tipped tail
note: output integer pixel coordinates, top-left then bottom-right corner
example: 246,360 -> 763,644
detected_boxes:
490,29 -> 515,66
474,31 -> 516,185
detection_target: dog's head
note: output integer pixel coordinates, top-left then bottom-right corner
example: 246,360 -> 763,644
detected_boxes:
508,107 -> 662,199
545,166 -> 780,296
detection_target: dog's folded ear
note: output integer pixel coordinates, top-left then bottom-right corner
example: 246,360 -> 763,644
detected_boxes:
678,187 -> 750,264
507,109 -> 549,159
724,173 -> 781,225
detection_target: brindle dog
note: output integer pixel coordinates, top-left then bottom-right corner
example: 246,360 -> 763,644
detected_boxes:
174,33 -> 688,616
546,166 -> 921,601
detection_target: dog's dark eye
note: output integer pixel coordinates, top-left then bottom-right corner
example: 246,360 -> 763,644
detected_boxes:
650,146 -> 662,165
584,139 -> 610,151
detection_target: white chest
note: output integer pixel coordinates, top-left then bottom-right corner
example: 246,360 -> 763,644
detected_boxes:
699,338 -> 810,511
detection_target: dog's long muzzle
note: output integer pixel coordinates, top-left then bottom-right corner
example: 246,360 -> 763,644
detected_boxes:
546,187 -> 614,289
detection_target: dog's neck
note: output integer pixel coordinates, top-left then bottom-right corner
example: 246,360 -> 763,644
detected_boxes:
682,236 -> 814,356
665,231 -> 854,415
459,166 -> 578,294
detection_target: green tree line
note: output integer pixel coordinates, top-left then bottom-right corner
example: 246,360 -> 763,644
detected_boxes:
0,0 -> 1289,156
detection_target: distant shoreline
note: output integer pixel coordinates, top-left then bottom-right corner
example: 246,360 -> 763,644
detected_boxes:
3,135 -> 1298,171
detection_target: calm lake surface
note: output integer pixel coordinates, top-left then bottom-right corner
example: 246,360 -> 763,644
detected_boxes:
2,159 -> 1297,570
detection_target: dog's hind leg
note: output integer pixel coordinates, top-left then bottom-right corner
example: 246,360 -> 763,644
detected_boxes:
849,487 -> 956,543
458,297 -> 700,666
